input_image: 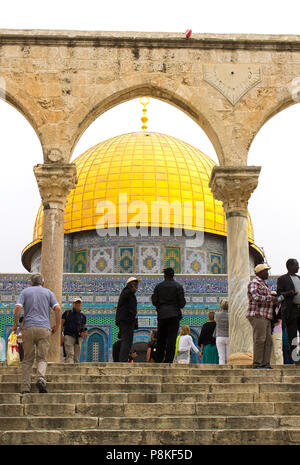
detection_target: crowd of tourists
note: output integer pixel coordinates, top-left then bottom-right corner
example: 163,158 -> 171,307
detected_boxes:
11,258 -> 299,393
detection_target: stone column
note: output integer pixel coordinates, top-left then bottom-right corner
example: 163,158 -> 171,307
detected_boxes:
209,166 -> 261,364
34,163 -> 77,362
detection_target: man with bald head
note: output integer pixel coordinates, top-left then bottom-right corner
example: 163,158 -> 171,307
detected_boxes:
247,264 -> 277,369
13,273 -> 61,393
277,259 -> 300,362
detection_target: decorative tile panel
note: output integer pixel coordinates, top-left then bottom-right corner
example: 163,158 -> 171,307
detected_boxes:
73,250 -> 87,273
209,253 -> 224,274
164,247 -> 181,273
139,246 -> 161,274
90,247 -> 114,273
185,249 -> 207,274
119,247 -> 134,274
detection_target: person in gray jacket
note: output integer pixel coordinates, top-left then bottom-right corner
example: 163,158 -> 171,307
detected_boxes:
215,299 -> 229,365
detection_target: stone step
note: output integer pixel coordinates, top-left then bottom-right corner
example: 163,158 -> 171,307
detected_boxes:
95,415 -> 300,430
2,428 -> 299,445
0,382 -> 163,393
3,390 -> 300,404
0,365 -> 293,376
0,374 -> 290,384
0,401 -> 285,417
253,392 -> 300,402
0,414 -> 299,431
0,362 -> 252,368
2,381 -> 296,394
1,367 -> 299,381
20,402 -> 281,417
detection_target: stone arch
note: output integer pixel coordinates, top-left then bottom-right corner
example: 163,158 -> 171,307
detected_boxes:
69,80 -> 223,164
0,80 -> 44,155
248,93 -> 300,156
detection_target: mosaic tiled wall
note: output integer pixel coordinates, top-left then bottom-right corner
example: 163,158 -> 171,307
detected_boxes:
0,273 -> 276,362
27,231 -> 233,275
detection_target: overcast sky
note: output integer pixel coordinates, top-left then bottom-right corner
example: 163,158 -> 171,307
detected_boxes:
0,0 -> 300,275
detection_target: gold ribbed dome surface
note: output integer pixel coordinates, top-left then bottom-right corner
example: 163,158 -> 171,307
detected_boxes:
31,132 -> 254,243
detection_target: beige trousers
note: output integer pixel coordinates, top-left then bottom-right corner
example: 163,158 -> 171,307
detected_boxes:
247,315 -> 273,367
64,335 -> 83,364
271,332 -> 283,365
22,326 -> 51,392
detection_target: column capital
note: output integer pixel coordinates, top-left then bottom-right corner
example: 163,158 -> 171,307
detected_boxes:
209,166 -> 261,216
34,163 -> 77,210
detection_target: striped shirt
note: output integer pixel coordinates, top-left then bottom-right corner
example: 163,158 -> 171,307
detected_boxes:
247,276 -> 273,320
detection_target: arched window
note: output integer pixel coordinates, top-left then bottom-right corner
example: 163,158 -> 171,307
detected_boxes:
86,329 -> 108,362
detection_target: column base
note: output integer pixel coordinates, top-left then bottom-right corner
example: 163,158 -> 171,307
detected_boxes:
227,352 -> 253,365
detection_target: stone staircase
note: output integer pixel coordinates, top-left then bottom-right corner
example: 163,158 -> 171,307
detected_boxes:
1,362 -> 300,445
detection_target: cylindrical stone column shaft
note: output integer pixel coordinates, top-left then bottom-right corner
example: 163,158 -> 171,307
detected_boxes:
209,166 -> 261,362
34,163 -> 77,362
226,211 -> 252,354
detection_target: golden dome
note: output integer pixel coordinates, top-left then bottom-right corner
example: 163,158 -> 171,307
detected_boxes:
27,132 -> 255,249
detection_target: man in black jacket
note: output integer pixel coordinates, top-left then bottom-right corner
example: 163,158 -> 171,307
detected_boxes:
116,277 -> 139,362
277,258 -> 300,362
61,297 -> 88,364
151,268 -> 186,363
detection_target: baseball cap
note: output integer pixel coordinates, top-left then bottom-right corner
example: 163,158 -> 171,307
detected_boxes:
126,277 -> 140,285
72,297 -> 82,303
254,264 -> 271,274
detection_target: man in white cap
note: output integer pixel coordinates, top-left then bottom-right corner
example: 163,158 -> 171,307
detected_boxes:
115,277 -> 140,362
61,297 -> 88,364
247,264 -> 277,369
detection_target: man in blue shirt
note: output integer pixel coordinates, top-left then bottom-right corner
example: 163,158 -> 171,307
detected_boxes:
13,273 -> 61,394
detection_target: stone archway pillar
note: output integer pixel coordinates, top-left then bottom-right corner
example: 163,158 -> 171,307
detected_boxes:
34,163 -> 77,362
209,166 -> 261,364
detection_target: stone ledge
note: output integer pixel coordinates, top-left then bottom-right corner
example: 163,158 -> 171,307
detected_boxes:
1,30 -> 300,51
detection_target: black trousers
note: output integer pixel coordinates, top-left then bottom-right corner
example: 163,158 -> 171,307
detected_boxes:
285,316 -> 300,363
156,317 -> 180,363
118,320 -> 136,362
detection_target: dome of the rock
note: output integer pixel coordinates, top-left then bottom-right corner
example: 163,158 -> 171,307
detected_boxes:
22,132 -> 262,274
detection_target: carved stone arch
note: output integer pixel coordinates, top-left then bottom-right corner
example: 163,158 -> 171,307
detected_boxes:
0,79 -> 44,154
247,93 -> 300,155
69,79 -> 223,164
